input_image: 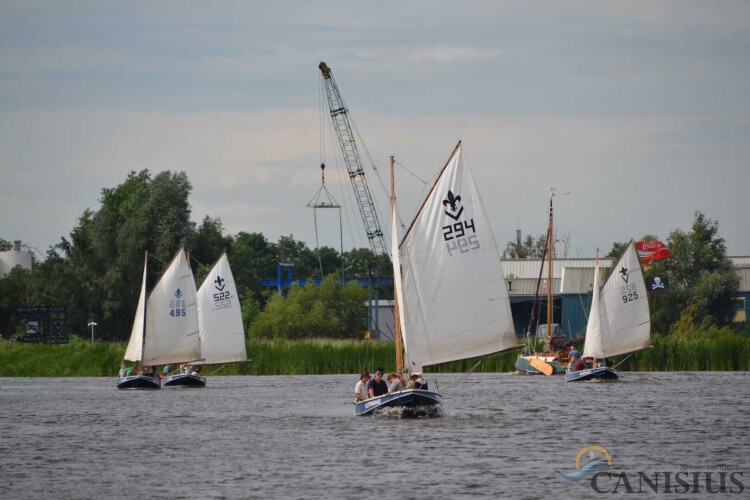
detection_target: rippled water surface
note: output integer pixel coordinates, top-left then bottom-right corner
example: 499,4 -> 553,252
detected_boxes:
1,372 -> 748,499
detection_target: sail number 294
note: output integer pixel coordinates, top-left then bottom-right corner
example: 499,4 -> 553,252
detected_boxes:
621,284 -> 639,304
443,219 -> 479,256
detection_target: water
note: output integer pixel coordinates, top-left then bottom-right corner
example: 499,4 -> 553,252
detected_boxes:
1,372 -> 748,499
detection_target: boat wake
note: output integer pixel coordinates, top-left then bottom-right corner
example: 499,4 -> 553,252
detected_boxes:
372,405 -> 444,419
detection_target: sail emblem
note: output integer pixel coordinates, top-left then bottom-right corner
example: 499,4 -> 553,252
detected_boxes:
175,289 -> 183,298
619,266 -> 629,283
214,275 -> 226,291
442,190 -> 464,220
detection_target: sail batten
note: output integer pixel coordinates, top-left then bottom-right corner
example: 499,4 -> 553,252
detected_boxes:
398,144 -> 516,370
582,241 -> 651,359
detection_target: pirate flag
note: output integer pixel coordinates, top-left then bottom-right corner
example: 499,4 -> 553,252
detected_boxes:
646,276 -> 669,292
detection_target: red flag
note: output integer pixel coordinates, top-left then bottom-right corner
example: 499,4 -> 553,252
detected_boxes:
635,241 -> 671,262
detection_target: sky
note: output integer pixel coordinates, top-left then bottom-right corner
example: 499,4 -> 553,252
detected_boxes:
1,0 -> 749,260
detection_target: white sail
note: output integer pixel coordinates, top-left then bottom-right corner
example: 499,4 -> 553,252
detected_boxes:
197,253 -> 248,364
399,143 -> 516,369
123,253 -> 148,362
581,263 -> 602,359
391,175 -> 415,371
583,241 -> 651,359
142,248 -> 201,366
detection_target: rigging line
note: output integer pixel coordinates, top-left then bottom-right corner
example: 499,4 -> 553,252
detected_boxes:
146,252 -> 167,266
612,352 -> 636,369
394,160 -> 428,185
441,358 -> 483,393
207,364 -> 227,376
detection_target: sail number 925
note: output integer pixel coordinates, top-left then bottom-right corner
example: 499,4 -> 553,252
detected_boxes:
443,219 -> 480,256
620,284 -> 639,303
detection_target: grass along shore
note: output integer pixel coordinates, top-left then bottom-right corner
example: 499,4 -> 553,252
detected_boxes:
0,335 -> 748,377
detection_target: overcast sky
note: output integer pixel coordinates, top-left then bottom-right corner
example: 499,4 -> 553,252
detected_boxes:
2,1 -> 749,260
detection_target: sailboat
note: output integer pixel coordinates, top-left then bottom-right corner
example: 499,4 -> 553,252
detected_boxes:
118,248 -> 201,389
515,189 -> 579,375
163,252 -> 248,387
565,240 -> 651,382
354,142 -> 517,416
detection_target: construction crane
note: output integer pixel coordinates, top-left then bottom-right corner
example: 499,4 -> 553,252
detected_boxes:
318,62 -> 388,257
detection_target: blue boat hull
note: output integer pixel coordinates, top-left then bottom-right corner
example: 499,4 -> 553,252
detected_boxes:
565,366 -> 619,382
163,374 -> 206,387
354,389 -> 443,416
117,374 -> 161,390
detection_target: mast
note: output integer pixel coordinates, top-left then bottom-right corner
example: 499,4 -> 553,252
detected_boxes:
390,155 -> 403,373
140,251 -> 148,363
592,247 -> 599,366
545,191 -> 554,352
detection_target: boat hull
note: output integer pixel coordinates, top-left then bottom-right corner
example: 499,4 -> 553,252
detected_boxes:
163,374 -> 207,387
117,375 -> 161,390
565,366 -> 619,382
354,389 -> 443,416
515,355 -> 564,375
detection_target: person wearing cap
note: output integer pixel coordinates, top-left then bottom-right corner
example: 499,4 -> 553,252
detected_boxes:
367,367 -> 388,398
406,372 -> 428,390
567,350 -> 587,372
354,370 -> 371,402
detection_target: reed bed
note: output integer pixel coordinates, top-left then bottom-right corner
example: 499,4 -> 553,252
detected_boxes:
0,335 -> 748,377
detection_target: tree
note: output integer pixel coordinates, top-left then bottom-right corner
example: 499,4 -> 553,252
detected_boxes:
247,274 -> 368,339
660,212 -> 739,330
188,216 -> 234,284
502,233 -> 546,259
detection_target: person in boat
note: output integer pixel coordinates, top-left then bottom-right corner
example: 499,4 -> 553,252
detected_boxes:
367,367 -> 388,398
354,370 -> 371,402
406,372 -> 428,390
162,365 -> 171,377
387,373 -> 403,393
119,361 -> 132,378
142,365 -> 155,377
567,350 -> 587,372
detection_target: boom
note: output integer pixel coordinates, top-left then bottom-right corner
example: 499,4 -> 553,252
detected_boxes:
319,62 -> 387,257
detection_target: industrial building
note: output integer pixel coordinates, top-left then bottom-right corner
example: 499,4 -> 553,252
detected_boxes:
0,240 -> 32,278
369,256 -> 750,341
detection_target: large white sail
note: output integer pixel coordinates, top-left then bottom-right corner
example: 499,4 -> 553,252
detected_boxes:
581,263 -> 602,359
123,253 -> 148,362
142,248 -> 201,366
197,253 -> 248,364
583,241 -> 651,359
399,143 -> 516,369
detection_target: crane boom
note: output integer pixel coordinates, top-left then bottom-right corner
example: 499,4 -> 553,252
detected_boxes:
319,62 -> 387,257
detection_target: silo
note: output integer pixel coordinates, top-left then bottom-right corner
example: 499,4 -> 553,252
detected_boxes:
0,240 -> 33,277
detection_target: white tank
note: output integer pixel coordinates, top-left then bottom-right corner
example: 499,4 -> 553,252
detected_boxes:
0,240 -> 33,278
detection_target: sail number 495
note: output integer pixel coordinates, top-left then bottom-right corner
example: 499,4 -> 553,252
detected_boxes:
169,299 -> 187,317
621,284 -> 639,303
443,220 -> 480,256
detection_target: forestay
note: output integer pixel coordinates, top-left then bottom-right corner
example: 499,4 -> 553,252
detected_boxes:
142,249 -> 201,366
399,144 -> 516,371
197,253 -> 248,364
582,241 -> 651,359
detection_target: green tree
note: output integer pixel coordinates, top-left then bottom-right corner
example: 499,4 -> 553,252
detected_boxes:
658,212 -> 739,332
502,233 -> 546,259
